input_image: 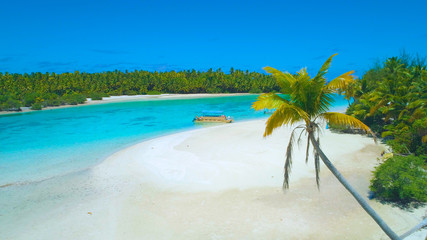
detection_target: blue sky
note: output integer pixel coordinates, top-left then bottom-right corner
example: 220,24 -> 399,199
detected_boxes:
1,0 -> 426,78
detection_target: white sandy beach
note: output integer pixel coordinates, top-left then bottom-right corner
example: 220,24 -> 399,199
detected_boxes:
3,119 -> 426,240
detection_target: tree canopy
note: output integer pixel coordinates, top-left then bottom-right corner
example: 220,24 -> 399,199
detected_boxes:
344,54 -> 427,155
253,53 -> 374,189
0,68 -> 279,111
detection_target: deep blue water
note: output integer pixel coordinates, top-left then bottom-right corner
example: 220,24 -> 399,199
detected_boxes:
0,95 -> 348,186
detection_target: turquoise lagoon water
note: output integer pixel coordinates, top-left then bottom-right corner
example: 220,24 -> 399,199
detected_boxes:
0,95 -> 348,186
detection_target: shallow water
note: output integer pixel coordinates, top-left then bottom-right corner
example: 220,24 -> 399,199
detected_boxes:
0,95 -> 348,186
0,94 -> 350,238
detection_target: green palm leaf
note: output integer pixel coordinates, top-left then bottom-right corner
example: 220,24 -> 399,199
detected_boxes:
264,103 -> 308,137
319,112 -> 376,140
313,53 -> 338,82
263,66 -> 295,94
315,91 -> 334,116
326,70 -> 355,92
252,93 -> 288,111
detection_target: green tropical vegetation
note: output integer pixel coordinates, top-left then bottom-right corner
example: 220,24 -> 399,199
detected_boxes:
370,155 -> 427,203
342,54 -> 426,156
0,68 -> 278,111
331,54 -> 427,207
30,102 -> 42,110
252,54 -> 400,239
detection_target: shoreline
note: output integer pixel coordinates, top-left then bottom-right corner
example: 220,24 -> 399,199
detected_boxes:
95,120 -> 426,238
0,93 -> 253,116
0,117 -> 267,189
1,119 -> 425,239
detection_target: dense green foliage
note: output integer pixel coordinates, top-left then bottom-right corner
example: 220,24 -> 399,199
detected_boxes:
370,155 -> 427,203
31,102 -> 42,110
0,95 -> 21,111
89,92 -> 104,100
343,54 -> 427,155
0,68 -> 278,111
146,90 -> 162,95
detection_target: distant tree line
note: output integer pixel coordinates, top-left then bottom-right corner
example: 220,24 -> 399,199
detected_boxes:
0,68 -> 279,111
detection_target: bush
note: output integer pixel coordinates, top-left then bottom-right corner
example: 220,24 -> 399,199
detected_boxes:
23,92 -> 39,107
31,102 -> 43,110
146,90 -> 162,95
44,98 -> 62,106
123,90 -> 138,95
249,88 -> 263,94
0,98 -> 21,111
206,87 -> 221,93
61,93 -> 87,105
89,92 -> 104,100
370,155 -> 427,203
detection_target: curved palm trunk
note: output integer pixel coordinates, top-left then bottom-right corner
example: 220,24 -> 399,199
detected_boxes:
308,134 -> 401,240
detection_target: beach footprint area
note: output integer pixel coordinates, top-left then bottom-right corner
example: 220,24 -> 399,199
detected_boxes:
1,120 -> 424,240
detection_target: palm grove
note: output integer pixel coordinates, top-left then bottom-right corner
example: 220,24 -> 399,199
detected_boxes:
343,55 -> 426,206
0,68 -> 278,111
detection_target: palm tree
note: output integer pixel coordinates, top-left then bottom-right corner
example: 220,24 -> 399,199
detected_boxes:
252,54 -> 401,240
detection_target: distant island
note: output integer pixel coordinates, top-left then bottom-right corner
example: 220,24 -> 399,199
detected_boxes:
0,68 -> 278,112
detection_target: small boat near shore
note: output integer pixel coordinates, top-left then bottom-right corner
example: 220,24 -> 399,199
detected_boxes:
193,110 -> 233,123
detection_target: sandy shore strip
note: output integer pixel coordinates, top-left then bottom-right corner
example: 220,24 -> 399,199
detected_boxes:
0,93 -> 252,115
3,120 -> 426,240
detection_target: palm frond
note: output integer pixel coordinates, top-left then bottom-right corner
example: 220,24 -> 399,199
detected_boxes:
369,98 -> 387,116
316,91 -> 334,115
410,107 -> 426,122
264,103 -> 309,137
290,74 -> 311,108
296,126 -> 306,146
313,53 -> 338,82
407,99 -> 425,109
283,128 -> 298,190
297,67 -> 310,79
381,131 -> 394,138
326,70 -> 355,92
398,109 -> 409,120
252,93 -> 288,111
368,93 -> 382,103
263,66 -> 295,94
320,112 -> 377,141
